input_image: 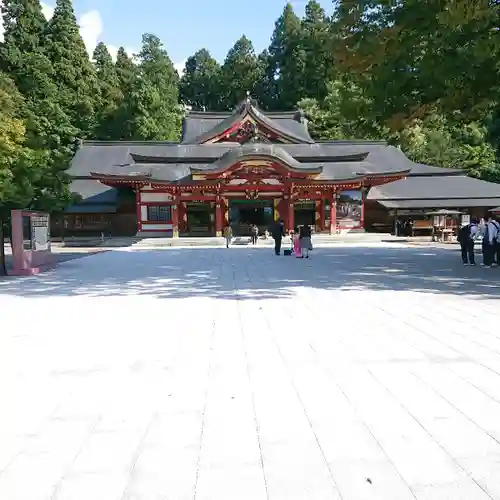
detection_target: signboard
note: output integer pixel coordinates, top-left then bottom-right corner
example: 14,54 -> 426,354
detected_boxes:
31,214 -> 50,251
336,190 -> 362,228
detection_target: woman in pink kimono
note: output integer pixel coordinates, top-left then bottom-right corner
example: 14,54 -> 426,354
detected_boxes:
293,227 -> 302,257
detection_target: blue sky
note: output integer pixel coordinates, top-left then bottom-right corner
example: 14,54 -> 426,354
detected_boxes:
55,0 -> 332,68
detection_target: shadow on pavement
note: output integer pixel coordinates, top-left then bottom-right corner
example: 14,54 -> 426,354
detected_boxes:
0,246 -> 499,300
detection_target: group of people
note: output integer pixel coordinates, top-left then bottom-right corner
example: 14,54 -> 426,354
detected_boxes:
222,219 -> 313,258
271,219 -> 313,258
458,216 -> 500,267
222,223 -> 262,248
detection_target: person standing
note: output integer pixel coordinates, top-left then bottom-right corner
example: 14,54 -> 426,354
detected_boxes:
251,224 -> 259,245
292,227 -> 302,258
491,217 -> 500,267
481,216 -> 497,267
457,219 -> 478,266
299,224 -> 313,259
223,224 -> 233,248
271,219 -> 285,255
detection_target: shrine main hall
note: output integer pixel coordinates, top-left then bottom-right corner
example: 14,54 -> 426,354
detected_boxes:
64,98 -> 500,237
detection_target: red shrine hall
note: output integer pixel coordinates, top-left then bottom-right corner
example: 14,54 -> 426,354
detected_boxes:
66,97 -> 413,237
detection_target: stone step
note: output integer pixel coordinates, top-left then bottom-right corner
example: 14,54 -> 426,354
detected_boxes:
131,233 -> 398,248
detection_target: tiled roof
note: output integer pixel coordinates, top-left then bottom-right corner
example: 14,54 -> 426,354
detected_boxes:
368,175 -> 500,201
181,100 -> 314,144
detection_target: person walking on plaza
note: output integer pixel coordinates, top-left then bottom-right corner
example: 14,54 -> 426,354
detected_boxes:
271,219 -> 285,255
251,224 -> 259,245
457,219 -> 478,266
299,224 -> 313,259
223,224 -> 232,248
481,216 -> 498,267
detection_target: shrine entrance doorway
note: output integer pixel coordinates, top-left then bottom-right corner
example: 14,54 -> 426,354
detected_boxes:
186,202 -> 215,236
294,201 -> 316,229
229,199 -> 274,236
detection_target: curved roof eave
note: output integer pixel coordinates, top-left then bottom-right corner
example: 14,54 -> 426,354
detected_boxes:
360,169 -> 411,177
197,145 -> 321,174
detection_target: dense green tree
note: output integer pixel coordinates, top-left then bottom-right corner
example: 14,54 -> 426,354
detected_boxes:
0,71 -> 71,275
0,0 -> 48,89
115,47 -> 138,95
0,0 -> 74,224
45,0 -> 98,135
334,0 -> 500,130
269,4 -> 306,110
301,0 -> 332,101
219,36 -> 263,110
179,49 -> 221,111
399,115 -> 500,182
0,0 -> 74,153
299,78 -> 386,140
117,34 -> 181,140
92,42 -> 122,139
301,78 -> 500,183
253,49 -> 277,111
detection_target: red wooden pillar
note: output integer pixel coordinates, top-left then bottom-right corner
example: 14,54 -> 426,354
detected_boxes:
171,198 -> 179,238
222,197 -> 229,227
360,187 -> 366,229
316,200 -> 324,232
178,202 -> 187,234
215,197 -> 223,236
330,191 -> 337,234
135,187 -> 142,233
288,200 -> 294,232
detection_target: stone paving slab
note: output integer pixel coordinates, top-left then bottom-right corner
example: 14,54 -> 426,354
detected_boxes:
0,244 -> 500,500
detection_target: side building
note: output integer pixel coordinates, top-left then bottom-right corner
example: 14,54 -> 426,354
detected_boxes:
59,98 -> 500,237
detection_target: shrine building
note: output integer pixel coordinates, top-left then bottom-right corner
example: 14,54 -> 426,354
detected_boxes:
63,97 -> 500,237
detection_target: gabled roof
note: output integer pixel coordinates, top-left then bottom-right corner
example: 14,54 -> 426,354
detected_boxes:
368,175 -> 500,208
181,98 -> 314,144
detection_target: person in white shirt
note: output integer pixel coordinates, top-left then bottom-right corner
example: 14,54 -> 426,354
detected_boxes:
481,217 -> 498,267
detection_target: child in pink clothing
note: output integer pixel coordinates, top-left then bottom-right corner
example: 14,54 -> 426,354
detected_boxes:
292,227 -> 302,257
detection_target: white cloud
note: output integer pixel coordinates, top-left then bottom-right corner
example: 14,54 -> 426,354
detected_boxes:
79,10 -> 103,55
41,2 -> 54,20
175,60 -> 186,77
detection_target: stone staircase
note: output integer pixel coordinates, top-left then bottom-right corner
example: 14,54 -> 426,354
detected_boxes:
131,232 -> 399,248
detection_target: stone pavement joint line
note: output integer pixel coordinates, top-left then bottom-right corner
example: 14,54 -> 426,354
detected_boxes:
0,244 -> 499,500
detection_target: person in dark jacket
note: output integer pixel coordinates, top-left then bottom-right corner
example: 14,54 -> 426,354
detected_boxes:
457,219 -> 478,266
271,219 -> 285,255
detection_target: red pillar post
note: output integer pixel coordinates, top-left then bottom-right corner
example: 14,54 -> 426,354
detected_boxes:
215,196 -> 223,236
171,196 -> 179,238
178,201 -> 187,234
360,186 -> 366,230
316,200 -> 324,232
288,200 -> 294,233
135,186 -> 142,233
330,191 -> 337,235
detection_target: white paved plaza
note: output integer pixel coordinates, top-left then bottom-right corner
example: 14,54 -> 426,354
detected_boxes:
1,244 -> 500,500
